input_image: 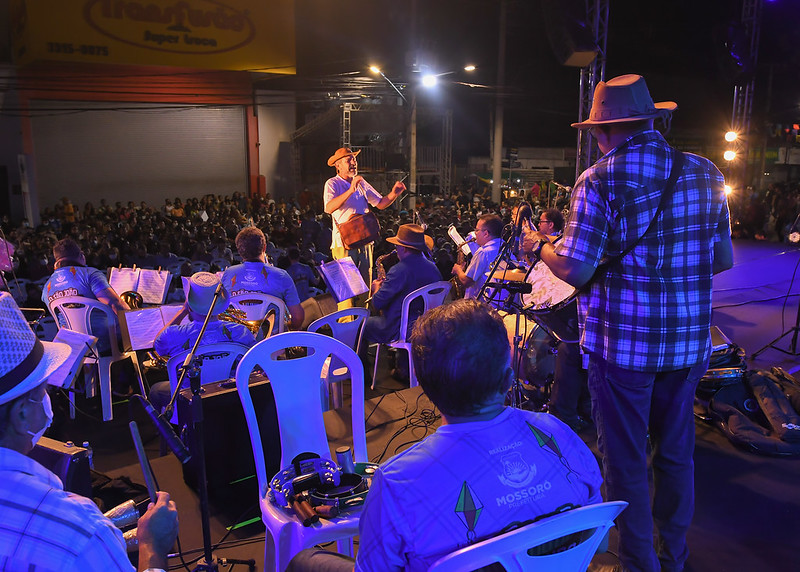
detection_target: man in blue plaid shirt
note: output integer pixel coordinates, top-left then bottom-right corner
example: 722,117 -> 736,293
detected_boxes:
526,75 -> 733,572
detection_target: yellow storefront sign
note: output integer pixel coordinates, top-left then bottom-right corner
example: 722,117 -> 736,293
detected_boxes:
11,0 -> 295,73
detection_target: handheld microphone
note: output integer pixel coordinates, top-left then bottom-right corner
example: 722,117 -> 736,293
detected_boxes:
135,395 -> 191,464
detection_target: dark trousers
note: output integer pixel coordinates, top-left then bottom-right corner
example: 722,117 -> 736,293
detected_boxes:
587,354 -> 707,572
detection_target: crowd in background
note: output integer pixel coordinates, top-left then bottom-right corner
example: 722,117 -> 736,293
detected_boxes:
728,181 -> 800,242
1,176 -> 798,309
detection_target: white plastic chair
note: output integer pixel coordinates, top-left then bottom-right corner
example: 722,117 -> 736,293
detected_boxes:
307,308 -> 369,410
33,315 -> 58,342
165,342 -> 251,424
191,260 -> 211,273
210,257 -> 232,271
234,331 -> 367,572
428,501 -> 628,572
371,280 -> 451,390
4,277 -> 30,304
230,292 -> 287,337
48,296 -> 146,421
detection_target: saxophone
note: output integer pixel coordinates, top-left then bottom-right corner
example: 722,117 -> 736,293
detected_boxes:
375,251 -> 398,282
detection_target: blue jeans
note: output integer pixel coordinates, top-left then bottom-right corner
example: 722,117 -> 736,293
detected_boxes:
587,354 -> 707,572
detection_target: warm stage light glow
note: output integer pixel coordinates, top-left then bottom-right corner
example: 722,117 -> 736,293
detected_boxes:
725,131 -> 738,142
369,66 -> 381,74
464,65 -> 476,72
724,150 -> 737,162
724,184 -> 733,196
421,74 -> 437,88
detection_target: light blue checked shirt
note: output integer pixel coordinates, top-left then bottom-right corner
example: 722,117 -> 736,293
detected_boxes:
556,130 -> 731,371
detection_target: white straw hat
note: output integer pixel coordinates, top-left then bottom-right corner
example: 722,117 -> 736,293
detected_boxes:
0,292 -> 71,406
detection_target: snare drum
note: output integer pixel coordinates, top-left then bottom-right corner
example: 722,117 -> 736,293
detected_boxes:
501,312 -> 557,387
521,259 -> 580,343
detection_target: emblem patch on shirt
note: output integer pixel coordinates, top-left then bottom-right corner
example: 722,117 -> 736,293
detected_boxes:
455,481 -> 483,543
498,452 -> 537,487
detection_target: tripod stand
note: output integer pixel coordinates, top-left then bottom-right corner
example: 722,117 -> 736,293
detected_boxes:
752,289 -> 800,359
752,232 -> 800,360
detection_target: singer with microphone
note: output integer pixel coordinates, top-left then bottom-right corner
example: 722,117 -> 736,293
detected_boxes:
0,292 -> 179,571
324,147 -> 405,309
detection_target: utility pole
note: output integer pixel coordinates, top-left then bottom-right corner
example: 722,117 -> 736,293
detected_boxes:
491,0 -> 507,205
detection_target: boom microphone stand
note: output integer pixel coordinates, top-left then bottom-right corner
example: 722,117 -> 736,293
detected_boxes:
160,283 -> 255,572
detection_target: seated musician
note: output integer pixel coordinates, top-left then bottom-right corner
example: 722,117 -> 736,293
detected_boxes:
287,299 -> 603,571
522,210 -> 591,432
148,272 -> 256,413
221,227 -> 304,331
42,237 -> 130,355
363,224 -> 441,381
451,214 -> 504,301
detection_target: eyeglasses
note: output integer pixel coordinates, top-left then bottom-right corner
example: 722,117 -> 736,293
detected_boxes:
539,219 -> 552,224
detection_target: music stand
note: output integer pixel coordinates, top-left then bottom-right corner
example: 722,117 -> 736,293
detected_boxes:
752,214 -> 800,359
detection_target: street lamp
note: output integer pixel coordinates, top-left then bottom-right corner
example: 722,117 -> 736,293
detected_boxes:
370,64 -> 475,210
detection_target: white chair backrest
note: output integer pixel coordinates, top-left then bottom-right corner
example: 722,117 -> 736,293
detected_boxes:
48,296 -> 121,355
211,258 -> 232,271
307,307 -> 369,354
235,331 -> 367,496
230,292 -> 287,332
428,501 -> 628,572
5,278 -> 30,304
398,281 -> 452,341
166,342 -> 250,422
191,260 -> 211,273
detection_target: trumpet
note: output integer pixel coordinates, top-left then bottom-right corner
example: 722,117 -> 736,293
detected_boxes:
219,306 -> 265,336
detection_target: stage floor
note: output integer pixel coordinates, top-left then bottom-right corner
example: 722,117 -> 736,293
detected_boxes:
50,238 -> 800,571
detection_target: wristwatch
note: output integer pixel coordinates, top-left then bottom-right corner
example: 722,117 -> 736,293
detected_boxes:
531,238 -> 547,258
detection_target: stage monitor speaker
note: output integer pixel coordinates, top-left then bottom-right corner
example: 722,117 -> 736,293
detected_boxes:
177,377 -> 281,499
30,436 -> 92,498
540,0 -> 599,68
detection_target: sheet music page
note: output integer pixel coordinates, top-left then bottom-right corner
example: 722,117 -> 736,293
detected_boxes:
48,329 -> 96,388
160,304 -> 186,325
109,267 -> 140,295
121,307 -> 167,351
319,257 -> 368,302
137,269 -> 171,304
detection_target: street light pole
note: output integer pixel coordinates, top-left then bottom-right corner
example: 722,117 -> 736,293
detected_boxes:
409,89 -> 417,211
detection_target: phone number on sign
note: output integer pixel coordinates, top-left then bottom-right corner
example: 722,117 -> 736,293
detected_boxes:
46,43 -> 109,56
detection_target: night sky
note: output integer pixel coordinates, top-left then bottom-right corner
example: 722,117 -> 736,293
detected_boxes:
294,0 -> 799,157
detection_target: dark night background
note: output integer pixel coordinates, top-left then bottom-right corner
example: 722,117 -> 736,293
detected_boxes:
292,0 -> 800,160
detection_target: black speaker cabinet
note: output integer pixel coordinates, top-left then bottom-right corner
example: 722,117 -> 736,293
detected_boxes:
177,377 -> 281,499
30,436 -> 92,498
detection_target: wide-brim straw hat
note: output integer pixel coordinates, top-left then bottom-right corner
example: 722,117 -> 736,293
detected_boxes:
186,272 -> 230,316
571,74 -> 677,129
327,147 -> 361,167
0,292 -> 71,406
386,224 -> 434,253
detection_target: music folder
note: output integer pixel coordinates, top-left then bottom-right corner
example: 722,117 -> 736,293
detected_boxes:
118,305 -> 186,351
318,257 -> 368,303
48,328 -> 97,389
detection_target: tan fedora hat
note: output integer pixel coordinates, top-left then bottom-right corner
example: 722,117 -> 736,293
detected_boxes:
571,74 -> 677,129
327,147 -> 361,167
386,224 -> 434,253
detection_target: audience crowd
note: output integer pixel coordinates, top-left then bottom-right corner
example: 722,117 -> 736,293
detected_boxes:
2,177 -> 798,310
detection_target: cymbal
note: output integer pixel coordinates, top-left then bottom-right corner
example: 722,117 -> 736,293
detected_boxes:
486,269 -> 527,282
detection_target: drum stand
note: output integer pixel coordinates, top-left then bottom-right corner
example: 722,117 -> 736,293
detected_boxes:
478,233 -> 547,410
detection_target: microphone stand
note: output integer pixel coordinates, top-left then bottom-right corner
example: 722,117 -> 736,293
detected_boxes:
477,230 -> 535,410
164,283 -> 255,572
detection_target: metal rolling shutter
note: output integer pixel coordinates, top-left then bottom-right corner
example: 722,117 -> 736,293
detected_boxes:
30,101 -> 247,209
